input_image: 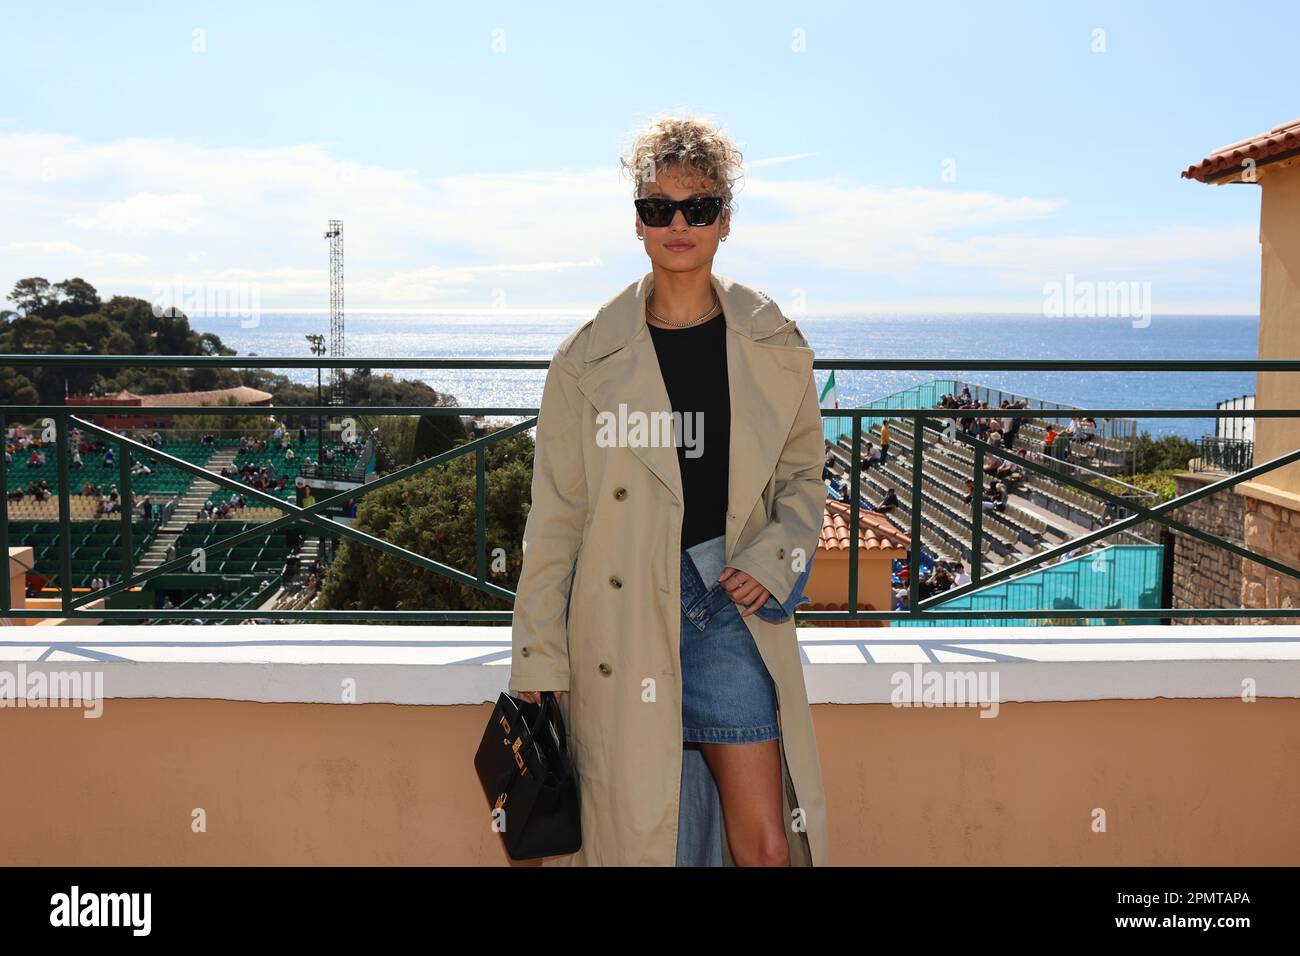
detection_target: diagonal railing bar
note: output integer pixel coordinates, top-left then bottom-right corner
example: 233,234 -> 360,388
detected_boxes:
62,413 -> 536,609
913,422 -> 1300,609
67,413 -> 536,606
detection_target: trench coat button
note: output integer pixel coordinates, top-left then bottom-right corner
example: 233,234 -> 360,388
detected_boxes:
727,511 -> 736,521
614,487 -> 627,500
609,575 -> 622,589
520,645 -> 530,657
777,547 -> 786,560
598,662 -> 611,675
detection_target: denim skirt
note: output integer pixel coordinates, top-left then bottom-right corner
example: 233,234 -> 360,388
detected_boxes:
679,532 -> 780,744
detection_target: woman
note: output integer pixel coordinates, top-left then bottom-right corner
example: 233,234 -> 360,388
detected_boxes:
509,115 -> 829,866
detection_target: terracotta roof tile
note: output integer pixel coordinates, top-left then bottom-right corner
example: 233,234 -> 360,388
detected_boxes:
819,498 -> 910,553
1182,117 -> 1300,183
802,601 -> 888,627
71,385 -> 274,406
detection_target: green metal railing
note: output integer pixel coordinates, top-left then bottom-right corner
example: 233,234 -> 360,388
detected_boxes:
4,354 -> 1300,623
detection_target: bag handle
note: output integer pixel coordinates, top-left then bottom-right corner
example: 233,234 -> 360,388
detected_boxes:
515,690 -> 568,769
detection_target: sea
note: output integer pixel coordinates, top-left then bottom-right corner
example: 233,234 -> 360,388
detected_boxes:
196,312 -> 1260,442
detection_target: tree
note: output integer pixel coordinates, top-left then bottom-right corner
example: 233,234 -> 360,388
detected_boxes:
1132,432 -> 1198,473
8,277 -> 54,317
53,278 -> 101,316
316,428 -> 534,618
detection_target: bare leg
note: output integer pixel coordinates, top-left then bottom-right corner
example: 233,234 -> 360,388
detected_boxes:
698,739 -> 790,867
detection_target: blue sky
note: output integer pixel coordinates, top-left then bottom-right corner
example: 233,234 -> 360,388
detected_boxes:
2,0 -> 1295,314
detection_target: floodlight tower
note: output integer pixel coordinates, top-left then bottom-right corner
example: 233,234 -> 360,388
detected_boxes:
324,220 -> 345,405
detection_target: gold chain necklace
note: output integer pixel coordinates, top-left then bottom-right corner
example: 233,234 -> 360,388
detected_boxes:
646,287 -> 720,328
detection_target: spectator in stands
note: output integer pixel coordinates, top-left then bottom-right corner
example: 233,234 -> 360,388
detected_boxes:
71,449 -> 83,469
892,585 -> 908,611
285,445 -> 295,464
102,448 -> 114,468
878,422 -> 891,465
344,498 -> 357,518
823,443 -> 836,481
953,563 -> 971,587
298,425 -> 308,444
860,440 -> 882,472
28,449 -> 44,467
131,460 -> 152,477
977,480 -> 999,513
827,475 -> 847,500
142,497 -> 154,524
999,403 -> 1019,449
302,485 -> 316,508
992,480 -> 1009,510
872,487 -> 899,514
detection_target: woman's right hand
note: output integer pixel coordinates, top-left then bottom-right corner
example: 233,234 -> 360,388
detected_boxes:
516,690 -> 564,705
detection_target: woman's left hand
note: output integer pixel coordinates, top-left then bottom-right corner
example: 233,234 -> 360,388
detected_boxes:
716,567 -> 771,617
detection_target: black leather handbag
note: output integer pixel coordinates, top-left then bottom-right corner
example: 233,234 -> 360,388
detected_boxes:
473,691 -> 581,860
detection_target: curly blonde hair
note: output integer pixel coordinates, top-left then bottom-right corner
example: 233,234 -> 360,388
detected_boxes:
619,113 -> 744,215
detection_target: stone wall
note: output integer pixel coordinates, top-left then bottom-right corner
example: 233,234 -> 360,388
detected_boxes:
1171,473 -> 1245,625
1242,496 -> 1300,625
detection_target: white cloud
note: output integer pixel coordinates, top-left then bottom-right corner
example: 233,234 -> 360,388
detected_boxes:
72,191 -> 206,235
0,130 -> 1259,313
7,238 -> 149,266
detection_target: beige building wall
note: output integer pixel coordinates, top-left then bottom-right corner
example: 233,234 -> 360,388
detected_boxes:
1253,160 -> 1300,496
4,547 -> 103,625
806,549 -> 902,614
2,696 -> 1297,865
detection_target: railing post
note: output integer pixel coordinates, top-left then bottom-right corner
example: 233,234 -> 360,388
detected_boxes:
849,414 -> 861,620
475,444 -> 486,583
120,438 -> 133,586
0,413 -> 8,616
55,413 -> 73,611
971,444 -> 984,586
908,415 -> 926,615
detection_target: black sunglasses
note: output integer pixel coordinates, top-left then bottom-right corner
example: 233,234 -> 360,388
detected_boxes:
634,195 -> 725,228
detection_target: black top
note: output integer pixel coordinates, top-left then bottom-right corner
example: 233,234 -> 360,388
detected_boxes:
646,311 -> 730,551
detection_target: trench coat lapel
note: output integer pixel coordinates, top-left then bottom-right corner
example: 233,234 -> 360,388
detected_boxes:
574,271 -> 813,561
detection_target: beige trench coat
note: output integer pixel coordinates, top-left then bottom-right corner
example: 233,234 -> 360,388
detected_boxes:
508,270 -> 829,866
